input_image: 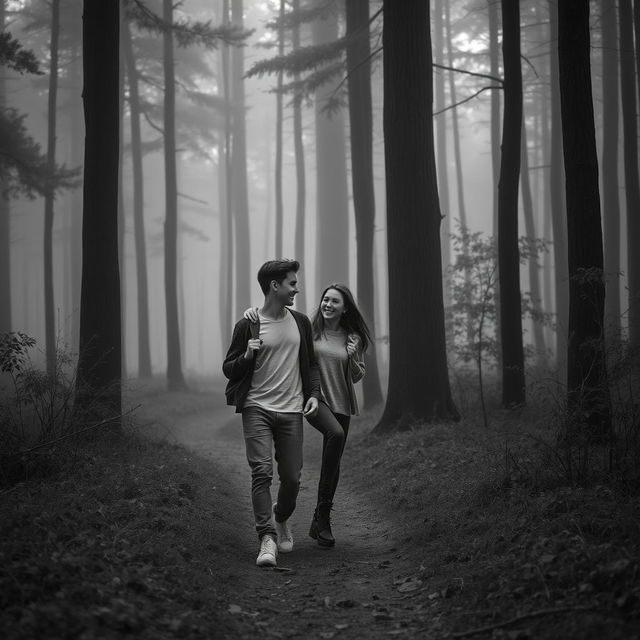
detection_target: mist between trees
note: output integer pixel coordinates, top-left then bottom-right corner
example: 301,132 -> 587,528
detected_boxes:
0,0 -> 637,433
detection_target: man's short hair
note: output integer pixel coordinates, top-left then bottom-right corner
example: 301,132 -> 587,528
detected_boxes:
257,259 -> 300,295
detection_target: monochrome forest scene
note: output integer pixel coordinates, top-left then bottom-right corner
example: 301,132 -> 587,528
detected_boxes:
1,0 -> 640,638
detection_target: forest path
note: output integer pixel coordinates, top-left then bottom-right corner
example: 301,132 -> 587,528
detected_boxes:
145,399 -> 435,639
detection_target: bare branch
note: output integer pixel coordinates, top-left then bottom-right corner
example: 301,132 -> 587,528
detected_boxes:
434,85 -> 503,116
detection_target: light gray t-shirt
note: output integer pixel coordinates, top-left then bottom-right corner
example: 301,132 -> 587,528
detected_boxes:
244,311 -> 303,413
315,328 -> 350,416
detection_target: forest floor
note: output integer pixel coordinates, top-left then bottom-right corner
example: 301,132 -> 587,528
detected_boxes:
2,377 -> 640,639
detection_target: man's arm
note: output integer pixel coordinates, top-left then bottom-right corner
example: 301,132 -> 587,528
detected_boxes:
304,318 -> 321,399
222,320 -> 253,381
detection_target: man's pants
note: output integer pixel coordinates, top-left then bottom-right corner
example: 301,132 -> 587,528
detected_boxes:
242,406 -> 303,540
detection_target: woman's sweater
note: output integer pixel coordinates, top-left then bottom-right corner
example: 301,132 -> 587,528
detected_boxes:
314,328 -> 365,416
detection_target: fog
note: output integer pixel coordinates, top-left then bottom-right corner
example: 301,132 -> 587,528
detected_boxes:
3,0 -> 628,385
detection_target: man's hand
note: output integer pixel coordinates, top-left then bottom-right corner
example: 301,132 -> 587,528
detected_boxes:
303,397 -> 319,417
244,338 -> 262,360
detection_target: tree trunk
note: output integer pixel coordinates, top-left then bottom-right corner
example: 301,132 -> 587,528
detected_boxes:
292,0 -> 307,314
219,0 -> 233,346
488,0 -> 501,236
498,0 -> 525,406
275,0 -> 284,258
375,0 -> 459,432
558,0 -> 610,436
44,0 -> 60,376
488,0 -> 502,375
162,0 -> 186,390
434,0 -> 451,311
313,3 -> 349,297
231,0 -> 250,316
345,0 -> 383,408
0,2 -> 10,334
445,0 -> 468,235
123,16 -> 152,378
601,0 -> 622,345
620,0 -> 640,347
69,38 -> 83,354
520,121 -> 546,367
540,74 -> 554,351
78,0 -> 121,419
118,8 -> 126,378
549,0 -> 569,374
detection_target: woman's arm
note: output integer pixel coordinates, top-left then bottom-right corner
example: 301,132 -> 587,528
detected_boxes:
243,307 -> 259,323
347,333 -> 365,383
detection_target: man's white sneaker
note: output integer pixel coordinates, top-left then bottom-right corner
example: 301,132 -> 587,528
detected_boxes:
256,534 -> 278,567
273,504 -> 294,553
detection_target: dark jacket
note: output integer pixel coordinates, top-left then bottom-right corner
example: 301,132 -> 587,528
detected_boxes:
222,308 -> 321,413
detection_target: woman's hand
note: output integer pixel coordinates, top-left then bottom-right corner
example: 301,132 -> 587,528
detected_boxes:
346,333 -> 361,357
243,307 -> 259,323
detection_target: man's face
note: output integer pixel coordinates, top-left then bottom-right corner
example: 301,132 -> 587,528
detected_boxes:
273,271 -> 299,307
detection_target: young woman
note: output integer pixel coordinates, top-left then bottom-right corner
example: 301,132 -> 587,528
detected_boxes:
245,283 -> 372,547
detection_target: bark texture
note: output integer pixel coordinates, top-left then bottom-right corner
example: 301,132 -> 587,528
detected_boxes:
78,0 -> 122,418
558,0 -> 610,436
375,0 -> 459,431
345,0 -> 383,407
497,0 -> 525,406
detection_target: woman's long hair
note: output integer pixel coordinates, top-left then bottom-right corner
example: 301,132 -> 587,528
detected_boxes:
311,283 -> 372,352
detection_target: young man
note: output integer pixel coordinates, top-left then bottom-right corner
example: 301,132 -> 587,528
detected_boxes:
223,259 -> 320,567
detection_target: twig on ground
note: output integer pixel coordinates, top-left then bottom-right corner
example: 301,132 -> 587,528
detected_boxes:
19,405 -> 141,454
451,606 -> 603,638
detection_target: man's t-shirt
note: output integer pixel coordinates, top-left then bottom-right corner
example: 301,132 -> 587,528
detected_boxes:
244,311 -> 303,413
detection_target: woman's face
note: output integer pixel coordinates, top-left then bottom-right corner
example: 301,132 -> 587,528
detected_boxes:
320,288 -> 346,322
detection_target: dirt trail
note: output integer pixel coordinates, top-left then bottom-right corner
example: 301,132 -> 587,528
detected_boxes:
154,405 -> 435,639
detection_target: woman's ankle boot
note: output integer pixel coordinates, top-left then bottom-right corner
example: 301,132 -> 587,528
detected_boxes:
309,502 -> 335,547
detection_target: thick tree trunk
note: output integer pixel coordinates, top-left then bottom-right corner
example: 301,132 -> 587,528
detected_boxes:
231,0 -> 250,316
601,0 -> 622,344
498,0 -> 525,406
345,0 -> 383,408
549,0 -> 569,374
520,122 -> 546,367
558,0 -> 610,436
123,17 -> 152,378
313,3 -> 349,297
620,0 -> 640,347
78,0 -> 121,419
292,0 -> 307,314
44,0 -> 60,376
162,0 -> 186,390
375,0 -> 459,432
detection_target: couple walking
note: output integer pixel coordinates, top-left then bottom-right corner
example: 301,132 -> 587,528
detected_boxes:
222,259 -> 372,567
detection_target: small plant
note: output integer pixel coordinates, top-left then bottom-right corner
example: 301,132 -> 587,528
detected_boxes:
0,332 -> 84,486
448,224 -> 552,426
